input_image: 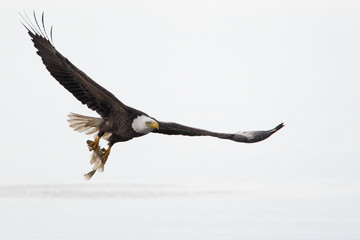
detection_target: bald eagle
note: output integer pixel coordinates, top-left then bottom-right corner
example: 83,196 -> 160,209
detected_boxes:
22,13 -> 284,180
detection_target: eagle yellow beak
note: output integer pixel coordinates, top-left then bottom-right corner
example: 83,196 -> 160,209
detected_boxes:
147,121 -> 159,130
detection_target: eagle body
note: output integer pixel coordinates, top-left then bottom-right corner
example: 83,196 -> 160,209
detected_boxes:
22,13 -> 284,179
70,109 -> 156,143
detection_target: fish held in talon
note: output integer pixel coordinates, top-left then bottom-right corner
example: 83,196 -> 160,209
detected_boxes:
22,12 -> 284,180
84,147 -> 107,180
90,146 -> 105,167
84,170 -> 96,181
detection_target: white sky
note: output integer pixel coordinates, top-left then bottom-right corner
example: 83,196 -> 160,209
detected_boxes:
1,0 -> 359,192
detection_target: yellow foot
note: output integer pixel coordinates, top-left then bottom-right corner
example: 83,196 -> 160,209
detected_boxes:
101,146 -> 112,161
99,146 -> 112,170
87,137 -> 100,152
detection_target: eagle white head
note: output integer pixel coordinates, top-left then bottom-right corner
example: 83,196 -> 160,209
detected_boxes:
131,115 -> 159,134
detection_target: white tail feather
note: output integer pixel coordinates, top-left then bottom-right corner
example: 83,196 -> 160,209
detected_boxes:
67,113 -> 112,140
68,113 -> 103,134
102,132 -> 112,140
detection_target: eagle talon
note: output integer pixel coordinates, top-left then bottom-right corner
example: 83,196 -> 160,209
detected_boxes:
87,137 -> 100,152
100,146 -> 112,166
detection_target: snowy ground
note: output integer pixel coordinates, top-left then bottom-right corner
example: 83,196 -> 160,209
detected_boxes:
1,183 -> 359,240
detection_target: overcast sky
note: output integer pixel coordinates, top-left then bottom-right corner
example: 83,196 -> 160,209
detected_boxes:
1,0 -> 359,195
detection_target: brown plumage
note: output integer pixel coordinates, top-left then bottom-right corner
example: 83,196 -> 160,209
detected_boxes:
22,12 -> 284,179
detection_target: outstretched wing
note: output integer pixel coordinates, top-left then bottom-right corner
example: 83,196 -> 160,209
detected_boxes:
154,122 -> 284,143
21,12 -> 128,118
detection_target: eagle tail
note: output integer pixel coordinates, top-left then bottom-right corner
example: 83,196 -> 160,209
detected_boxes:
67,113 -> 102,134
67,113 -> 112,140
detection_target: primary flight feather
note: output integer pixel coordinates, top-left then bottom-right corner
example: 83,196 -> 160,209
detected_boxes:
22,12 -> 284,180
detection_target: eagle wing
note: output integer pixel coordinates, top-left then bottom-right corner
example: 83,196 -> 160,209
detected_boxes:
22,12 -> 127,118
154,121 -> 284,143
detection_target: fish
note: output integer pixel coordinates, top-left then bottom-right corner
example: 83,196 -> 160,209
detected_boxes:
84,140 -> 107,180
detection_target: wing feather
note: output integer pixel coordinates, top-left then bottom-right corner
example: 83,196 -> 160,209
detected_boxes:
22,12 -> 128,118
154,122 -> 284,143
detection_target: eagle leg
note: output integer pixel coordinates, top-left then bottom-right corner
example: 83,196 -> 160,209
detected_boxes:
101,146 -> 112,166
87,136 -> 100,152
